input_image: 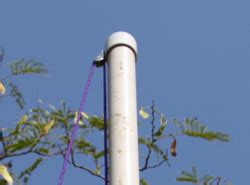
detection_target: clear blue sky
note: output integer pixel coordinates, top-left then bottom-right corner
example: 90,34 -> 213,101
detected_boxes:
0,0 -> 249,184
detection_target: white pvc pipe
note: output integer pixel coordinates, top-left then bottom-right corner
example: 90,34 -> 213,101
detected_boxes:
105,32 -> 139,185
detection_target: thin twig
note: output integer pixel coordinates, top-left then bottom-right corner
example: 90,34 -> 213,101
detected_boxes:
0,129 -> 7,155
0,149 -> 32,160
70,161 -> 105,180
69,150 -> 105,180
140,100 -> 156,171
140,159 -> 167,171
33,149 -> 62,157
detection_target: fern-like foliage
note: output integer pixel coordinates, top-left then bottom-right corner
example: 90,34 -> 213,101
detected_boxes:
8,82 -> 25,109
173,118 -> 229,142
176,167 -> 199,183
1,101 -> 231,184
18,158 -> 43,184
176,167 -> 232,185
138,137 -> 167,159
10,59 -> 47,75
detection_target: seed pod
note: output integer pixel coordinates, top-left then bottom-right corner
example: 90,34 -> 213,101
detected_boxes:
170,138 -> 177,157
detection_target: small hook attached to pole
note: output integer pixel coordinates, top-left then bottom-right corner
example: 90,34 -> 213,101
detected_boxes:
93,50 -> 105,67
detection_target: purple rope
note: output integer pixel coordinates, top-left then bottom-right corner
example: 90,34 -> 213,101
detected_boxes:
57,63 -> 95,185
103,62 -> 109,185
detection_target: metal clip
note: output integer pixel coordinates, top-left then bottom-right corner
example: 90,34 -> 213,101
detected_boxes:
93,50 -> 105,67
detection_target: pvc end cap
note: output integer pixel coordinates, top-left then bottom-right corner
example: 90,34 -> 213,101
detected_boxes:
105,31 -> 138,59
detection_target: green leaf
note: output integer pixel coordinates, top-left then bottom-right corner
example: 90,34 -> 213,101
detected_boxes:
160,114 -> 167,126
8,82 -> 25,109
18,158 -> 43,183
75,138 -> 91,149
12,114 -> 29,135
150,142 -> 165,156
6,138 -> 38,153
140,178 -> 148,185
9,59 -> 47,75
176,118 -> 229,142
0,179 -> 8,185
154,124 -> 167,137
138,137 -> 148,145
36,148 -> 50,155
93,167 -> 101,175
17,115 -> 29,126
180,171 -> 195,178
139,107 -> 149,119
0,165 -> 13,185
74,138 -> 96,155
176,177 -> 198,183
88,116 -> 104,130
50,111 -> 66,123
192,167 -> 197,179
93,151 -> 104,160
18,115 -> 29,126
183,130 -> 229,142
175,167 -> 228,185
199,175 -> 214,183
138,137 -> 165,157
176,167 -> 199,183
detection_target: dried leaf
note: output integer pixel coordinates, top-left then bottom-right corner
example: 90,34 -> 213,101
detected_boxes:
74,112 -> 83,125
0,165 -> 13,185
81,112 -> 90,120
0,82 -> 5,94
139,107 -> 149,119
42,120 -> 55,135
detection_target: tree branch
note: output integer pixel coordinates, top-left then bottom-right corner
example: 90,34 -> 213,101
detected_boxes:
140,159 -> 168,171
140,100 -> 157,171
69,149 -> 105,180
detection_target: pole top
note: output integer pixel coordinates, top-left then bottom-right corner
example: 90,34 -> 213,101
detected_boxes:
105,31 -> 138,60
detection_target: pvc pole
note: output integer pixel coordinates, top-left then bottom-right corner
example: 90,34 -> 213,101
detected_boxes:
105,32 -> 139,185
